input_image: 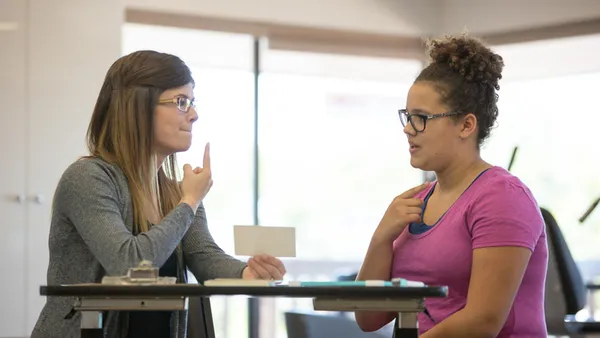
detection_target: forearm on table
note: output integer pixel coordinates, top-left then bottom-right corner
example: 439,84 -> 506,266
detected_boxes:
183,203 -> 247,282
185,239 -> 247,282
354,236 -> 396,332
421,308 -> 500,338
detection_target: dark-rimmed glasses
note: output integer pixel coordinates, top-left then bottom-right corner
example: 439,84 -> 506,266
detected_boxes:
398,109 -> 464,132
158,96 -> 196,113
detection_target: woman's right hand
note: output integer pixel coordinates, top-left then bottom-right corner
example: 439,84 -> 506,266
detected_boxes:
180,143 -> 213,210
372,181 -> 431,244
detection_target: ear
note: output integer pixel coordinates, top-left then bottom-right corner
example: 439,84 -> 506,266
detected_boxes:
459,113 -> 478,139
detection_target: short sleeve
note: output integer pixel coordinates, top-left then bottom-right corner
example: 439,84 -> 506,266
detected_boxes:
468,179 -> 544,251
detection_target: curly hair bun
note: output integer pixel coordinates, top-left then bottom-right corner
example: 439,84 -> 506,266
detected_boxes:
426,33 -> 504,90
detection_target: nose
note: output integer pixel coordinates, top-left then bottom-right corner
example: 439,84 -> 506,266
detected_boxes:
188,106 -> 198,123
403,121 -> 416,136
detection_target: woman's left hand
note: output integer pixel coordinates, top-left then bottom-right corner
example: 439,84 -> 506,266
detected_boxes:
242,254 -> 286,280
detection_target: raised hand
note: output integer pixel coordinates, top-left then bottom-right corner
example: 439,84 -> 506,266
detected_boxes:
373,181 -> 431,244
180,142 -> 213,210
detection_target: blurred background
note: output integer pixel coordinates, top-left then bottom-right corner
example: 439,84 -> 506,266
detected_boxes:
2,0 -> 600,337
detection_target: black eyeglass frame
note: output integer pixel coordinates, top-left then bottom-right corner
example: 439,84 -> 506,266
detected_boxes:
398,109 -> 465,132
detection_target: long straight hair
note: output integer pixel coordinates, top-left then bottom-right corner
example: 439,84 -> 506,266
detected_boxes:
86,50 -> 195,233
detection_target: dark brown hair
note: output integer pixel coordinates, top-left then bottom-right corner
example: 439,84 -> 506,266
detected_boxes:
86,50 -> 194,233
415,33 -> 504,146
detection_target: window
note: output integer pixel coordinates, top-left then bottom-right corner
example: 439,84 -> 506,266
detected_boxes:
484,34 -> 600,263
258,49 -> 424,338
259,50 -> 424,261
122,23 -> 255,338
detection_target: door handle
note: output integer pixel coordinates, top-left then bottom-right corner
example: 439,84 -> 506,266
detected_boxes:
31,194 -> 44,204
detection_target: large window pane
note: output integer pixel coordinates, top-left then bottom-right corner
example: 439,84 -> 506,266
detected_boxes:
122,24 -> 254,338
178,67 -> 255,255
259,50 -> 423,261
484,34 -> 600,264
483,73 -> 600,261
258,49 -> 423,338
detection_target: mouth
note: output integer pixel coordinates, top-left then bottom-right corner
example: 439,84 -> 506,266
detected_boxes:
408,141 -> 420,154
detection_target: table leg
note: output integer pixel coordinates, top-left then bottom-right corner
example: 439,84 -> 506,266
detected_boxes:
393,312 -> 419,338
80,311 -> 103,338
588,289 -> 597,320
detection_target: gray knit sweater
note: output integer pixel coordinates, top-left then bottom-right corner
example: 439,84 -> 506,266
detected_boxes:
31,157 -> 247,338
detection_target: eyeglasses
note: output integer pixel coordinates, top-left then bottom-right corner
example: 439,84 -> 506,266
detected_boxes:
158,96 -> 196,113
398,109 -> 464,132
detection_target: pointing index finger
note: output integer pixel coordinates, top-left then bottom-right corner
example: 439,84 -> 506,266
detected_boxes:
400,181 -> 431,199
203,142 -> 211,171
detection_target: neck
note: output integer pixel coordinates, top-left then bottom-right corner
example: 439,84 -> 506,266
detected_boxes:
154,154 -> 166,171
434,152 -> 489,194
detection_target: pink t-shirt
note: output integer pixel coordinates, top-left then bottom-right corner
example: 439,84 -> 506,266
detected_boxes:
392,166 -> 548,337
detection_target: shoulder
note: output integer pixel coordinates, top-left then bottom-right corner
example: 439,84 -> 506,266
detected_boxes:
466,167 -> 545,249
56,157 -> 126,198
60,157 -> 123,184
62,156 -> 119,177
470,166 -> 537,206
53,157 -> 130,218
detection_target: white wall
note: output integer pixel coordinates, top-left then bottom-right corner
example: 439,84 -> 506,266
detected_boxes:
126,0 -> 600,38
26,0 -> 122,332
0,0 -> 123,336
496,33 -> 600,82
442,0 -> 600,35
0,2 -> 28,336
125,0 -> 440,36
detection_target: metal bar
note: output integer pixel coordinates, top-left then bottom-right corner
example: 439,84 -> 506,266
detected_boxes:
588,288 -> 597,319
80,311 -> 103,338
76,297 -> 187,311
80,311 -> 103,329
392,313 -> 420,338
313,298 -> 423,312
398,312 -> 418,329
249,35 -> 262,338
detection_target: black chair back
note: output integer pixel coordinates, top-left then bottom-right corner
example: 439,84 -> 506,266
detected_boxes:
541,207 -> 586,314
284,312 -> 389,338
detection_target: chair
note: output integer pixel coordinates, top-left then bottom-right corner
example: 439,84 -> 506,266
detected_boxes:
187,297 -> 216,338
285,311 -> 390,338
542,207 -> 600,337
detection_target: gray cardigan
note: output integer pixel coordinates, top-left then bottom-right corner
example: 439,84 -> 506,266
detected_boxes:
31,157 -> 247,338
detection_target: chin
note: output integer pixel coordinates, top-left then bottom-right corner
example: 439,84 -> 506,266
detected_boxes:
161,144 -> 191,156
175,140 -> 192,152
180,143 -> 192,152
172,147 -> 191,154
409,157 -> 424,170
410,157 -> 433,172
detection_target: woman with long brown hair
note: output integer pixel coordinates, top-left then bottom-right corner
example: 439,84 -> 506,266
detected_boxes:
32,50 -> 286,338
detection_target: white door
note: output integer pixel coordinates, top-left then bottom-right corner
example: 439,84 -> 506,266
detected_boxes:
0,0 -> 28,336
25,0 -> 123,331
